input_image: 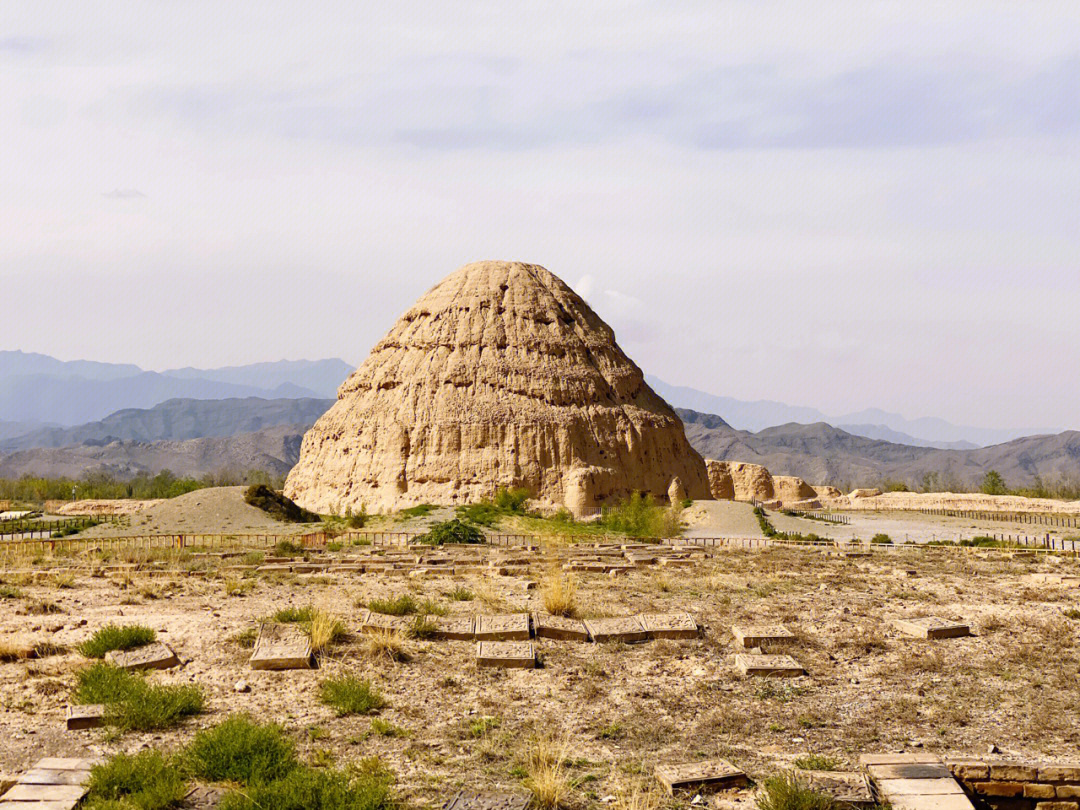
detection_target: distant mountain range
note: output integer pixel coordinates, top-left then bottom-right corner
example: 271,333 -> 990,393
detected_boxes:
677,408 -> 1079,490
0,351 -> 352,425
647,376 -> 1058,448
1,394 -> 1078,490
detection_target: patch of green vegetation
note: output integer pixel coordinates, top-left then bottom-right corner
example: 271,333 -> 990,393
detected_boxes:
794,754 -> 840,771
245,484 -> 319,523
757,773 -> 837,810
370,718 -> 408,738
77,623 -> 156,658
398,503 -> 436,520
599,492 -> 683,537
415,519 -> 483,545
185,714 -> 297,785
0,584 -> 22,599
217,760 -> 396,810
367,594 -> 417,615
319,676 -> 387,716
83,750 -> 186,810
467,715 -> 500,738
753,507 -> 830,545
274,539 -> 305,556
447,586 -> 474,601
870,534 -> 893,545
75,662 -> 203,730
273,605 -> 318,623
231,627 -> 258,648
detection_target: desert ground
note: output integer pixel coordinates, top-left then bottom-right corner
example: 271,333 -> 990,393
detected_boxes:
1,522 -> 1078,807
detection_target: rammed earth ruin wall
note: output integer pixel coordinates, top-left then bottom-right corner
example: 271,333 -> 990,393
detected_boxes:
947,759 -> 1080,810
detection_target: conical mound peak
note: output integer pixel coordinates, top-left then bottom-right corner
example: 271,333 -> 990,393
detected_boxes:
284,261 -> 710,514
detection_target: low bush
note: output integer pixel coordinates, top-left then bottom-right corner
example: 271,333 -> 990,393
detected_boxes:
416,519 -> 483,545
218,761 -> 395,810
245,484 -> 319,523
367,595 -> 417,616
757,773 -> 837,810
274,539 -> 305,556
398,503 -> 436,520
185,714 -> 297,785
77,623 -> 156,658
794,754 -> 840,771
319,676 -> 386,716
870,534 -> 893,545
599,493 -> 683,538
83,750 -> 186,810
75,662 -> 203,730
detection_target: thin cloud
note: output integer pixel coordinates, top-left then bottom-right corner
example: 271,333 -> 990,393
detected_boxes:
0,36 -> 49,54
102,189 -> 147,199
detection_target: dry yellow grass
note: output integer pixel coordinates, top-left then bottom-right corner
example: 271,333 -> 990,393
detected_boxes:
612,777 -> 663,810
308,608 -> 348,653
361,627 -> 409,662
542,570 -> 577,617
523,732 -> 574,810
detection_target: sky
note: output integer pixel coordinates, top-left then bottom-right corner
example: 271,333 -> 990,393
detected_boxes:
2,1 -> 1079,432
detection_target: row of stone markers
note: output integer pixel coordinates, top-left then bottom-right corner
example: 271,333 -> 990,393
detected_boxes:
0,756 -> 97,809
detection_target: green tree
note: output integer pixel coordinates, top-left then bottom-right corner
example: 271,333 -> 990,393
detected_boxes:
980,470 -> 1007,495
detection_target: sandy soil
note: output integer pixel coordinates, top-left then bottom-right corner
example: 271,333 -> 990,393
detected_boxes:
80,487 -> 318,538
683,501 -> 763,538
2,543 -> 1078,807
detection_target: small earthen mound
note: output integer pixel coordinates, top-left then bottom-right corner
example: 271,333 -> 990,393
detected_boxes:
704,459 -> 736,500
773,475 -> 817,503
728,461 -> 775,501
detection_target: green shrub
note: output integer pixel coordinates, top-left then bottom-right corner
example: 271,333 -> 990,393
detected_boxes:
447,587 -> 474,601
245,485 -> 319,523
493,487 -> 531,513
75,663 -> 203,731
599,493 -> 682,537
0,584 -> 22,599
319,676 -> 386,716
870,534 -> 893,545
274,539 -> 305,557
416,519 -> 483,545
273,605 -> 317,623
757,773 -> 837,810
83,750 -> 186,810
346,505 -> 367,529
185,715 -> 297,785
367,595 -> 417,616
398,504 -> 435,519
980,470 -> 1007,496
78,624 -> 156,658
456,503 -> 502,527
794,754 -> 840,771
218,762 -> 395,810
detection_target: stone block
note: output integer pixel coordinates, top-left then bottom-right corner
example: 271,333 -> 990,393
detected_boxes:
1026,785 -> 1059,799
893,617 -> 971,639
876,779 -> 965,796
653,759 -> 747,795
975,782 -> 1026,798
1058,788 -> 1080,800
475,641 -> 535,669
104,642 -> 180,671
732,624 -> 794,648
874,764 -> 952,780
1041,766 -> 1080,782
65,704 -> 103,731
638,612 -> 699,640
989,764 -> 1039,782
1035,803 -> 1079,810
249,622 -> 312,670
947,760 -> 990,780
475,614 -> 531,641
532,613 -> 589,641
734,653 -> 805,677
361,612 -> 409,634
887,796 -> 975,810
2,783 -> 87,803
442,789 -> 531,810
430,616 -> 476,640
861,753 -> 944,767
584,616 -> 648,643
799,771 -> 874,807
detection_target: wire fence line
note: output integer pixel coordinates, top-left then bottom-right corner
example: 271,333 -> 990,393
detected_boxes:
2,527 -> 1077,564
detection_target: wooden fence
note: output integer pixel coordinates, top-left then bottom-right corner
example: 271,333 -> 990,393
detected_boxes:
2,527 -> 1076,564
915,508 -> 1080,528
0,516 -> 123,541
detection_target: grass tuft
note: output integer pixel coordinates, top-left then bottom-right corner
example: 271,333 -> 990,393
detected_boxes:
367,594 -> 417,616
794,754 -> 841,771
184,714 -> 297,785
522,733 -> 574,810
541,571 -> 577,617
757,773 -> 837,810
78,623 -> 156,659
83,750 -> 186,810
319,675 -> 387,716
75,662 -> 203,730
